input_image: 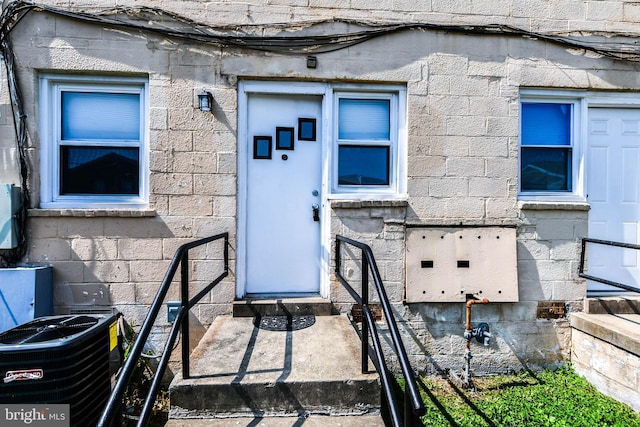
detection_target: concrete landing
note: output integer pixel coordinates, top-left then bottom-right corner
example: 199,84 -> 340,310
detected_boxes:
583,296 -> 640,315
570,298 -> 640,412
164,414 -> 385,426
570,312 -> 640,356
168,314 -> 381,422
232,298 -> 334,318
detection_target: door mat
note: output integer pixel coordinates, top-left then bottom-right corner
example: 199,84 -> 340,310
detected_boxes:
254,315 -> 316,331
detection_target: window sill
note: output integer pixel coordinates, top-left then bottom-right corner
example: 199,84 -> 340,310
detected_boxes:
518,201 -> 590,211
330,199 -> 409,209
28,208 -> 157,218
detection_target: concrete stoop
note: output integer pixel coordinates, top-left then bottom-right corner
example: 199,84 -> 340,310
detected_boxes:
570,297 -> 640,412
168,309 -> 383,426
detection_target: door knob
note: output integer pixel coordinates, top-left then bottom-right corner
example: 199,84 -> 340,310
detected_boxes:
312,204 -> 320,222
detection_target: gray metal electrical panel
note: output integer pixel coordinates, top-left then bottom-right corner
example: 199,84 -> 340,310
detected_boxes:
0,184 -> 21,249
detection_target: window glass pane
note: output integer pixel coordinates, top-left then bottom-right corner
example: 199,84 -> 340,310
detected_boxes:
338,146 -> 389,185
521,103 -> 571,146
61,146 -> 139,194
338,99 -> 390,140
61,92 -> 140,140
521,147 -> 571,191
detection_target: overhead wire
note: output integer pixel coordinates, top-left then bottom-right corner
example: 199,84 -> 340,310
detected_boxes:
3,1 -> 640,58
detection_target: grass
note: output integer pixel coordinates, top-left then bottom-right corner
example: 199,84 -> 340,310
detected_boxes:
397,367 -> 640,427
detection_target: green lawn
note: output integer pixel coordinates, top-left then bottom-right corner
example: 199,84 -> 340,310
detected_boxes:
398,367 -> 640,427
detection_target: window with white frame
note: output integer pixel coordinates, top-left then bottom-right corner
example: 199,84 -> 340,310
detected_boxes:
332,90 -> 406,197
40,75 -> 148,208
519,96 -> 581,199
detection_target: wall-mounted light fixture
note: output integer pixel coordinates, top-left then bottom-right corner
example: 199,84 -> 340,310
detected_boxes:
306,56 -> 317,69
198,89 -> 213,112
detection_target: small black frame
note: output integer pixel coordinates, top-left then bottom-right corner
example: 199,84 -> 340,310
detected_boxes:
298,118 -> 316,141
253,136 -> 272,159
276,127 -> 295,150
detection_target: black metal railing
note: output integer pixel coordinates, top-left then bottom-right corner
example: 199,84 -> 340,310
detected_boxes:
335,235 -> 425,427
579,237 -> 640,294
97,232 -> 229,427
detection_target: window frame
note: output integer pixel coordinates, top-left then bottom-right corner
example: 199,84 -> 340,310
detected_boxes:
330,88 -> 407,198
39,74 -> 149,209
518,91 -> 584,202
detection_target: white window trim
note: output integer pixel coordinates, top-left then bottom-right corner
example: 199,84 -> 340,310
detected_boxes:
39,74 -> 149,209
518,90 -> 585,202
329,86 -> 407,199
519,89 -> 640,203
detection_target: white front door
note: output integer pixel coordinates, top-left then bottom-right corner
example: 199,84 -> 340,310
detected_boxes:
243,93 -> 323,295
587,107 -> 640,294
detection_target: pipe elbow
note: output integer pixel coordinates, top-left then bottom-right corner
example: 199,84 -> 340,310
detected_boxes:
466,297 -> 490,308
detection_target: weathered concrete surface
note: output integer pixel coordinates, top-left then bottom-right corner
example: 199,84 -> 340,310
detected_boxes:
169,315 -> 381,420
583,296 -> 640,315
570,307 -> 640,412
232,298 -> 334,317
164,414 -> 385,426
571,313 -> 640,356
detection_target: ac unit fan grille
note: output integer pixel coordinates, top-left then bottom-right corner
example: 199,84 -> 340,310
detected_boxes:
0,315 -> 99,344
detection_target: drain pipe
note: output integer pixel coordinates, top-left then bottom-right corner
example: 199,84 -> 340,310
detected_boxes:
462,297 -> 490,387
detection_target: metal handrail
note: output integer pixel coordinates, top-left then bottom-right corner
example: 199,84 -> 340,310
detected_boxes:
579,237 -> 640,294
335,235 -> 425,427
97,232 -> 229,427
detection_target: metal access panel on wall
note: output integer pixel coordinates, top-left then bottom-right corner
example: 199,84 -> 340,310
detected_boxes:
406,227 -> 518,303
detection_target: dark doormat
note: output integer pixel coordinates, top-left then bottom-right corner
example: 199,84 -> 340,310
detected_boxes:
254,315 -> 316,331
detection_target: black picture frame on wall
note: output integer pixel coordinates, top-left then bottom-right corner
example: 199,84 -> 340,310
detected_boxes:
276,127 -> 295,150
298,118 -> 316,141
253,136 -> 272,159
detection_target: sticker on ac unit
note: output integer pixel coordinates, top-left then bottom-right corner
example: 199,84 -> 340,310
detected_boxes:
3,369 -> 44,383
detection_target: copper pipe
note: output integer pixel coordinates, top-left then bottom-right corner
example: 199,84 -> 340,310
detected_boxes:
465,297 -> 489,331
465,298 -> 490,351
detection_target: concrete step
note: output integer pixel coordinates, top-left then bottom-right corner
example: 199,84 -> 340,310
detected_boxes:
584,296 -> 640,314
168,314 -> 381,421
570,312 -> 640,356
570,310 -> 640,411
164,414 -> 385,426
232,298 -> 334,317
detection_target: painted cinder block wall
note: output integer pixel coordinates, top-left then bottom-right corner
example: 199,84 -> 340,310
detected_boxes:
2,0 -> 639,373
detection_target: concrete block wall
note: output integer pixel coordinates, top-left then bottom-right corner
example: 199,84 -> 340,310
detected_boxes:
572,328 -> 640,412
330,202 -> 575,374
3,0 -> 640,371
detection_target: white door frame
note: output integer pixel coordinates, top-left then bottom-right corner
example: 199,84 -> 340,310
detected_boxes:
237,81 -> 332,299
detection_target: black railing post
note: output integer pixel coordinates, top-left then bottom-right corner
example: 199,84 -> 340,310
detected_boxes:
98,232 -> 228,427
334,234 -> 426,427
335,238 -> 341,274
405,386 -> 417,427
181,250 -> 190,379
361,248 -> 370,374
579,237 -> 587,275
224,234 -> 229,273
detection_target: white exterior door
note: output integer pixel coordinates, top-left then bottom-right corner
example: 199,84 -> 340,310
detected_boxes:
587,107 -> 640,294
243,93 -> 323,295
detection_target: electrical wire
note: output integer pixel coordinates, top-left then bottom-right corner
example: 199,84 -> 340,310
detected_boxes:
3,1 -> 640,58
0,1 -> 32,266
